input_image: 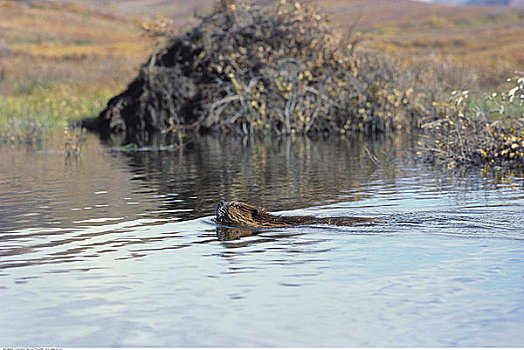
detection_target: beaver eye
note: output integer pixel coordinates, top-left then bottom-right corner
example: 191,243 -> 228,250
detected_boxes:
234,204 -> 241,209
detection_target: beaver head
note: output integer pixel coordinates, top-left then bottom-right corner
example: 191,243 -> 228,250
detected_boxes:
215,201 -> 264,227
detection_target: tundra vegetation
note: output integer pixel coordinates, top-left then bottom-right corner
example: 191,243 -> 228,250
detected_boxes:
0,0 -> 522,168
0,0 -> 151,143
420,77 -> 523,168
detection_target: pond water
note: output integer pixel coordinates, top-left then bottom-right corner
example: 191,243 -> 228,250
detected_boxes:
0,132 -> 523,347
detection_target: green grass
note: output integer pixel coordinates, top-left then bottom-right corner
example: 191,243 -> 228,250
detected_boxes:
454,13 -> 524,28
0,83 -> 115,143
467,77 -> 524,120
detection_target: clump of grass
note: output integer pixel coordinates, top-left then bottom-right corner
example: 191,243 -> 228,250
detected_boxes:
420,75 -> 524,169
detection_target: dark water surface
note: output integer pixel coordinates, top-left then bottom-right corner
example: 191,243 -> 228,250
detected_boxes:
0,133 -> 523,347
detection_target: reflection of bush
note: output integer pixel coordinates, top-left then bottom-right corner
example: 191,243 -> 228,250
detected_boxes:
421,76 -> 524,169
96,0 -> 426,143
122,133 -> 410,220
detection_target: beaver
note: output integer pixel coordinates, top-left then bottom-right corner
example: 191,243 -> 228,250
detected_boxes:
215,201 -> 384,229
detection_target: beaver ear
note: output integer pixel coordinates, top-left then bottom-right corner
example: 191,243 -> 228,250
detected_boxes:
251,209 -> 259,218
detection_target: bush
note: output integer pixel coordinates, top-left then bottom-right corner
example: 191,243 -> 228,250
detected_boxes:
420,76 -> 524,169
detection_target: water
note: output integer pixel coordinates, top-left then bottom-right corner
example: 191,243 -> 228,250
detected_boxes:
0,132 -> 523,347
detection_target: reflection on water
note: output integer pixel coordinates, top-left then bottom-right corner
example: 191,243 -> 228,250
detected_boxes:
1,132 -> 417,232
0,132 -> 523,347
121,132 -> 418,217
216,225 -> 263,241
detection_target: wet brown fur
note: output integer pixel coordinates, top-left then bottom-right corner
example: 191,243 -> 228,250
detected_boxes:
215,201 -> 384,228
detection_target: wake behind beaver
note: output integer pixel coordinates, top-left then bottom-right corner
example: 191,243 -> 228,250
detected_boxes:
215,201 -> 385,229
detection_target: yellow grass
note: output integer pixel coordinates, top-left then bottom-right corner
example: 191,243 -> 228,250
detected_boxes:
13,42 -> 150,59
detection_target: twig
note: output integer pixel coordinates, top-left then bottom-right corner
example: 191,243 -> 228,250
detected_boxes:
364,146 -> 380,166
305,86 -> 346,110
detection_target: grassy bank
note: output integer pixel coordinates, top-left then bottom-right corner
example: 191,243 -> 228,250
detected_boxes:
0,83 -> 115,143
0,0 -> 153,143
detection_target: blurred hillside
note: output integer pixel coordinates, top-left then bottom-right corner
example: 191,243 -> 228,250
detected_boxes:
416,0 -> 524,7
2,0 -> 522,87
322,0 -> 524,86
